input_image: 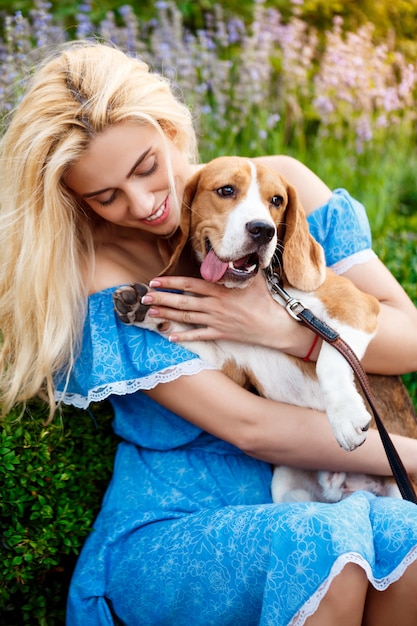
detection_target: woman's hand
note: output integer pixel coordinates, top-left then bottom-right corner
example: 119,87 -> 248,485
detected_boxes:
144,272 -> 319,358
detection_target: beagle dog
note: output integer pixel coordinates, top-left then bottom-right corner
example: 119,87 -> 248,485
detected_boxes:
114,156 -> 402,502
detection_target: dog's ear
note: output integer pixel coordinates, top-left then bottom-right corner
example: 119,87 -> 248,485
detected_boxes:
157,169 -> 202,275
282,183 -> 326,291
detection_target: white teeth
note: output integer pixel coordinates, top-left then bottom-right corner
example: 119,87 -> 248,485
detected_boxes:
228,260 -> 257,273
145,203 -> 165,222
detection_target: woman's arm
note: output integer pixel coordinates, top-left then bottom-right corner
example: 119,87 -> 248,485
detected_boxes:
345,257 -> 417,374
145,367 -> 417,476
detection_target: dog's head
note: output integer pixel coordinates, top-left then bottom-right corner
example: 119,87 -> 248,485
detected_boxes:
162,156 -> 325,291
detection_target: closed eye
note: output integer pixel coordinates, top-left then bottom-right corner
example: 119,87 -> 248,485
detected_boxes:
98,190 -> 119,207
134,156 -> 158,178
83,153 -> 159,207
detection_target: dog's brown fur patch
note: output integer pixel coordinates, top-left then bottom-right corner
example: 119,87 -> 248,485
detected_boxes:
317,271 -> 379,333
221,359 -> 266,396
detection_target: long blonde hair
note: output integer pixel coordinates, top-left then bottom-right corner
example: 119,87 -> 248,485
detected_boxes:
0,41 -> 198,421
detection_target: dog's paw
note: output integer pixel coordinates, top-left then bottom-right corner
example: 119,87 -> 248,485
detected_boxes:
317,471 -> 346,502
333,423 -> 368,451
113,283 -> 150,325
339,473 -> 401,499
328,399 -> 371,451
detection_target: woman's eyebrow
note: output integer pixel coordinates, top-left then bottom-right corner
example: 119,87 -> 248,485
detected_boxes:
82,148 -> 152,198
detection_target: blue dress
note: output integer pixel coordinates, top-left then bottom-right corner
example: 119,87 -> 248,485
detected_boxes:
60,190 -> 417,625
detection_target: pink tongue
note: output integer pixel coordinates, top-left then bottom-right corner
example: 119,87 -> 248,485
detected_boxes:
200,249 -> 229,282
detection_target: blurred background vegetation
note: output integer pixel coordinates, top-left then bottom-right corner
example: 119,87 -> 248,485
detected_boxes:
1,1 -> 417,624
2,0 -> 417,46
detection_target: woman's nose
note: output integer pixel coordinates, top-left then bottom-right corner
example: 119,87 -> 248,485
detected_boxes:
127,188 -> 155,218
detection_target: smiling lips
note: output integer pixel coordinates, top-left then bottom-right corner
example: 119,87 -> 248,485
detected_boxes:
143,197 -> 169,225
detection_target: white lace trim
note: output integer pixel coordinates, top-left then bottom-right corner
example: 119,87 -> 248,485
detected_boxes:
55,359 -> 215,409
290,545 -> 417,625
330,249 -> 377,275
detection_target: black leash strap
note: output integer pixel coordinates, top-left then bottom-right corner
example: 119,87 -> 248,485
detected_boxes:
266,271 -> 417,504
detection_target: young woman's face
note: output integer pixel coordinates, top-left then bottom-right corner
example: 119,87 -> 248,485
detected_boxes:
66,123 -> 193,236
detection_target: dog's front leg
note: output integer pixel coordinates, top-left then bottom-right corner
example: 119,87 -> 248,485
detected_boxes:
315,335 -> 372,451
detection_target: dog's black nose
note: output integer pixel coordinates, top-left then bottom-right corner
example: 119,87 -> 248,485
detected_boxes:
246,220 -> 275,244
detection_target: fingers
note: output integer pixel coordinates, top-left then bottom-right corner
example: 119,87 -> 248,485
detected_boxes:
144,276 -> 228,326
145,273 -> 275,336
143,290 -> 201,311
142,285 -> 227,341
149,275 -> 223,297
145,273 -> 282,345
168,326 -> 221,343
143,292 -> 210,324
142,292 -> 220,333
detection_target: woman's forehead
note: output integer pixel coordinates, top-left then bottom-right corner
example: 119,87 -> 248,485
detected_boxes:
65,124 -> 162,192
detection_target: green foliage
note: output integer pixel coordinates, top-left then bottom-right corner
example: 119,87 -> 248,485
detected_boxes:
296,129 -> 417,233
374,215 -> 417,407
0,402 -> 117,625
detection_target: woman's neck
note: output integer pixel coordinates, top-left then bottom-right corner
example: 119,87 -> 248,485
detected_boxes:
88,223 -> 192,294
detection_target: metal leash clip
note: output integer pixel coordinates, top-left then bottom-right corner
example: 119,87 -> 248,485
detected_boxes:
264,269 -> 306,321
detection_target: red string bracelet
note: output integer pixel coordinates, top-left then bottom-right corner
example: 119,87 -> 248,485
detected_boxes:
302,334 -> 319,362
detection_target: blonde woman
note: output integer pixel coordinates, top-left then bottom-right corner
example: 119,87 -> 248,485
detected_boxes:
1,41 -> 417,626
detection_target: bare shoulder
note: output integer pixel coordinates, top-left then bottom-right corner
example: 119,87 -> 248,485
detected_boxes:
253,155 -> 332,215
88,244 -> 139,294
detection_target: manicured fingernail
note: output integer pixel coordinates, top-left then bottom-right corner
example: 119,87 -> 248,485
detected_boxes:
168,334 -> 178,342
149,279 -> 161,288
148,307 -> 160,316
141,295 -> 153,304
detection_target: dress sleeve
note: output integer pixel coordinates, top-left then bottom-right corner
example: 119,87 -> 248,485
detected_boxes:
54,287 -> 215,409
307,189 -> 377,274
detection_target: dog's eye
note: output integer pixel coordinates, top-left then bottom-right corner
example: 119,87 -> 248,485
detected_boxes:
271,195 -> 283,208
216,185 -> 235,198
